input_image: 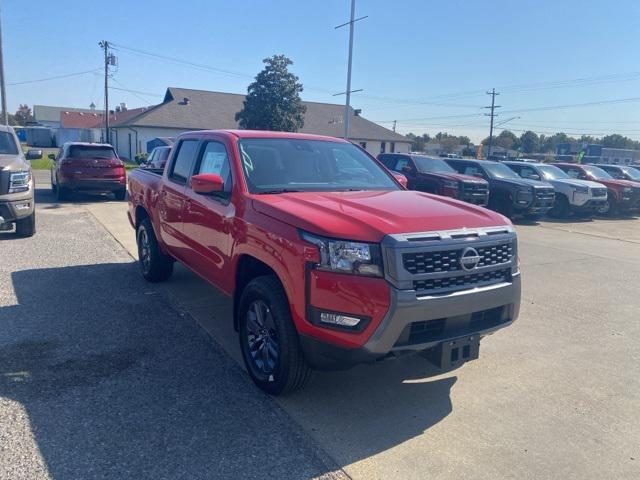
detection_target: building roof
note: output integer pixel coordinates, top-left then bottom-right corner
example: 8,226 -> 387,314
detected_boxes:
34,105 -> 97,123
112,87 -> 409,143
60,107 -> 151,129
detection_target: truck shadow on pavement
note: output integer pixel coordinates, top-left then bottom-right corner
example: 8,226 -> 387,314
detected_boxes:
1,261 -> 457,478
0,262 -> 345,479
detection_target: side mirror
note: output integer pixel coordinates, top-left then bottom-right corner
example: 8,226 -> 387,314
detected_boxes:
472,172 -> 484,179
26,149 -> 43,160
401,165 -> 412,173
48,153 -> 56,161
191,173 -> 225,194
525,174 -> 540,181
392,172 -> 408,188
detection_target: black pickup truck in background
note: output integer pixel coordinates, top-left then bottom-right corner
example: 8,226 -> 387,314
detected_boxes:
445,158 -> 556,218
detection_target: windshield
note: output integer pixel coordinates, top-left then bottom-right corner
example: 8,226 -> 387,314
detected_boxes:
582,165 -> 613,180
412,156 -> 456,174
238,138 -> 399,193
0,131 -> 19,155
482,162 -> 521,180
620,166 -> 640,180
69,145 -> 117,159
537,165 -> 570,180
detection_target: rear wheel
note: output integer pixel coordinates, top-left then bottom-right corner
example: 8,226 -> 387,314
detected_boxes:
136,218 -> 173,282
15,211 -> 36,237
56,180 -> 70,201
114,189 -> 126,201
238,275 -> 312,395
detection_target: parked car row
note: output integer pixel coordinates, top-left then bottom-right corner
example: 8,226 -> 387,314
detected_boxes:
378,153 -> 640,220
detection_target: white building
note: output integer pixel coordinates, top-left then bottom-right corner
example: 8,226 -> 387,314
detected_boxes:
110,87 -> 410,160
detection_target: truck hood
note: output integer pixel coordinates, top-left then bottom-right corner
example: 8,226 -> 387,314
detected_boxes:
252,190 -> 509,242
548,178 -> 606,189
417,171 -> 487,185
592,178 -> 639,190
492,177 -> 552,189
0,154 -> 28,171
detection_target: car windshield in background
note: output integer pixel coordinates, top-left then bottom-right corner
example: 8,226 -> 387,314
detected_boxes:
0,131 -> 19,155
537,165 -> 570,180
620,166 -> 640,180
582,165 -> 613,180
69,146 -> 117,159
238,138 -> 399,193
482,163 -> 521,180
413,156 -> 456,174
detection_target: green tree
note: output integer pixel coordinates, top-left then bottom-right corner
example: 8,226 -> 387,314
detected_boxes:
14,104 -> 33,125
540,132 -> 574,153
235,55 -> 306,132
483,130 -> 520,150
406,132 -> 430,152
519,130 -> 540,153
600,134 -> 637,149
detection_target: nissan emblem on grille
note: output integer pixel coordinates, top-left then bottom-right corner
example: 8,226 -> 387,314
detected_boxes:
460,247 -> 481,271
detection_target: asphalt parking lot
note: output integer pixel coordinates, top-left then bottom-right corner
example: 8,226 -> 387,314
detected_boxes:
2,171 -> 639,479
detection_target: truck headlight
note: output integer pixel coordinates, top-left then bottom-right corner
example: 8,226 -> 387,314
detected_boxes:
9,170 -> 31,193
574,185 -> 588,194
301,232 -> 383,277
442,180 -> 459,189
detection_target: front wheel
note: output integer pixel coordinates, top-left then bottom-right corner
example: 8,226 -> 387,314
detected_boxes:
597,198 -> 618,217
238,275 -> 312,395
114,189 -> 126,201
136,218 -> 173,282
15,211 -> 36,237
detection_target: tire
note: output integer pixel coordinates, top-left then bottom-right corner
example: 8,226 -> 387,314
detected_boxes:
56,182 -> 70,201
114,189 -> 126,201
550,194 -> 570,218
136,218 -> 173,282
597,198 -> 618,217
238,275 -> 312,395
15,211 -> 36,237
491,195 -> 514,218
524,213 -> 540,221
51,172 -> 57,194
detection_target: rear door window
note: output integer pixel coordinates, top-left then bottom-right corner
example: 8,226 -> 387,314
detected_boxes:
169,140 -> 199,184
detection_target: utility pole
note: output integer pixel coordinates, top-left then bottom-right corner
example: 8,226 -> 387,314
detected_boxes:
334,0 -> 367,140
484,88 -> 501,158
99,40 -> 111,143
0,6 -> 8,125
392,120 -> 397,132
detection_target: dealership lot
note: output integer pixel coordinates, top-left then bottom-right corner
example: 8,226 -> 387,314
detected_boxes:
2,172 -> 639,479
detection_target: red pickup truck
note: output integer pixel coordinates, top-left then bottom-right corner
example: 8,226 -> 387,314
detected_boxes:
128,130 -> 521,395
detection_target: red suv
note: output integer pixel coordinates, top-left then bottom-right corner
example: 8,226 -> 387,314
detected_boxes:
50,142 -> 126,200
553,163 -> 640,215
378,153 -> 489,206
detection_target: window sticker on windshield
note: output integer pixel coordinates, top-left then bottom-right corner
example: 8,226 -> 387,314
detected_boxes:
202,151 -> 227,175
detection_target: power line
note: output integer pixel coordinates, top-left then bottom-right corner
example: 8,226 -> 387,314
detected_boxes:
7,68 -> 101,86
109,84 -> 163,99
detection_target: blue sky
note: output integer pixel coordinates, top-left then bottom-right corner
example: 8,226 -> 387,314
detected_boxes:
4,0 -> 639,142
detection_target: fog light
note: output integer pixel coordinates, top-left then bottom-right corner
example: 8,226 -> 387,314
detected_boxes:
14,203 -> 30,211
320,312 -> 361,327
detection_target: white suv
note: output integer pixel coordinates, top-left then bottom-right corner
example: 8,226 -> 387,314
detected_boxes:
505,161 -> 607,217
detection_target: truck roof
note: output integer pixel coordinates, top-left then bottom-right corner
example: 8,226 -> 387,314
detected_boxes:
62,142 -> 115,148
183,129 -> 350,143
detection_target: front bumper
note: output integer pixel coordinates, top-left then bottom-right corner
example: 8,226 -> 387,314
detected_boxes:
0,189 -> 35,224
301,272 -> 521,370
571,198 -> 607,212
458,192 -> 489,206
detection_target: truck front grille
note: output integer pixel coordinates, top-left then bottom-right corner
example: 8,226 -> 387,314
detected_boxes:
462,182 -> 488,194
384,226 -> 517,295
403,242 -> 513,275
534,188 -> 555,206
413,268 -> 511,293
0,169 -> 10,195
